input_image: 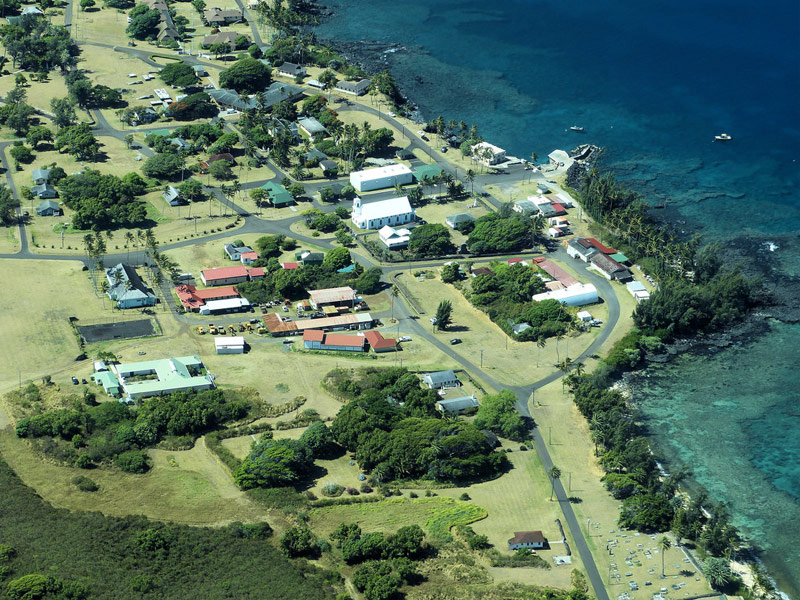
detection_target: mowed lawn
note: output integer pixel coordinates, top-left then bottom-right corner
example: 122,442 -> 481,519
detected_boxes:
0,260 -> 101,393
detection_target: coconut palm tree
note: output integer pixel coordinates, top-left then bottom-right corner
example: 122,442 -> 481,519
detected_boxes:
536,334 -> 546,368
100,280 -> 109,308
658,536 -> 671,576
390,284 -> 399,321
549,465 -> 561,501
465,169 -> 475,196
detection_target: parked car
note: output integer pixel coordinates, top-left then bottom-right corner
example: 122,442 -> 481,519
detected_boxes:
440,146 -> 448,153
81,378 -> 87,384
399,336 -> 412,342
282,305 -> 289,312
71,376 -> 79,385
449,338 -> 462,345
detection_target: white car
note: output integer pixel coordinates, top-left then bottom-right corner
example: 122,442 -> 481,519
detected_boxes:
387,111 -> 396,117
399,336 -> 412,342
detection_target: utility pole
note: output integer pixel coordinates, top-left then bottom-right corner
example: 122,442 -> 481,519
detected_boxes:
479,349 -> 484,368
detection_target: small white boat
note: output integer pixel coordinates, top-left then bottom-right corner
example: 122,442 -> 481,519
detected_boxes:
570,126 -> 584,132
715,133 -> 732,141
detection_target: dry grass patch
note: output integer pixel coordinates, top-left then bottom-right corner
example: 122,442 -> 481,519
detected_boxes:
397,269 -> 599,387
0,225 -> 21,253
0,260 -> 102,393
0,428 -> 266,525
72,4 -> 132,46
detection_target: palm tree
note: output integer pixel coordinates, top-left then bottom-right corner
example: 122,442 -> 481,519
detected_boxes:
549,465 -> 561,501
536,335 -> 546,367
100,280 -> 109,308
558,358 -> 572,393
465,169 -> 475,196
390,284 -> 399,321
124,231 -> 134,262
658,536 -> 671,577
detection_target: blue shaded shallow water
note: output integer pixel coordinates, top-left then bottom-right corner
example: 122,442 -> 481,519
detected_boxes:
317,0 -> 800,594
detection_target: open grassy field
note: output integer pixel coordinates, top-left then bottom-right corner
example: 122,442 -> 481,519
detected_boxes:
71,4 -> 132,46
430,441 -> 584,590
396,265 -> 601,387
0,73 -> 69,117
0,259 -> 102,394
0,427 -> 266,525
415,199 -> 489,246
529,380 -> 714,599
0,225 -> 21,253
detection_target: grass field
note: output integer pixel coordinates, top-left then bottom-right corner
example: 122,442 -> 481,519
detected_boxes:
0,428 -> 266,525
72,4 -> 132,46
0,260 -> 102,394
0,74 -> 69,117
0,225 -> 21,253
397,265 -> 601,387
414,200 -> 489,246
530,381 -> 714,599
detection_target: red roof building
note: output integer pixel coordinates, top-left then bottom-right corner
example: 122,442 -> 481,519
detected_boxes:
199,266 -> 265,286
248,267 -> 265,279
281,262 -> 300,270
507,531 -> 547,550
363,330 -> 397,353
302,330 -> 366,352
551,203 -> 567,215
507,258 -> 523,265
174,284 -> 240,311
586,238 -> 616,254
240,251 -> 258,264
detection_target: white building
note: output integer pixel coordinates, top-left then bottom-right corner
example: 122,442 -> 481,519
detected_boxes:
379,225 -> 411,249
349,164 -> 413,192
215,336 -> 245,354
533,283 -> 598,307
471,141 -> 506,165
548,149 -> 575,170
199,297 -> 251,315
351,196 -> 415,230
626,281 -> 651,303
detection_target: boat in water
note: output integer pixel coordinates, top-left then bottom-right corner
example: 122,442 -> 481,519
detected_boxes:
569,126 -> 584,132
715,133 -> 732,141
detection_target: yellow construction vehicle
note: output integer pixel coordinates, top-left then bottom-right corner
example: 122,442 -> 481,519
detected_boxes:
257,326 -> 266,335
197,326 -> 205,335
208,324 -> 217,334
245,323 -> 253,332
238,324 -> 246,332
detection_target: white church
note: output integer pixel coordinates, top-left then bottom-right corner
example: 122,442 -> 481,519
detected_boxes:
351,196 -> 416,230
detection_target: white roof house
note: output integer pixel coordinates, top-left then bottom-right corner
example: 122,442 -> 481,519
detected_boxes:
626,281 -> 651,302
352,196 -> 415,230
548,149 -> 575,170
471,141 -> 506,165
199,298 -> 251,315
577,311 -> 593,322
379,225 -> 411,249
215,336 -> 245,354
533,283 -> 598,307
349,164 -> 413,192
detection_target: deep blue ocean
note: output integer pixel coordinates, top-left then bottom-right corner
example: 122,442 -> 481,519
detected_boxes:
316,0 -> 800,595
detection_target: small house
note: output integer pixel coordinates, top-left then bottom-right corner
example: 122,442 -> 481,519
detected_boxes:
320,159 -> 339,174
513,199 -> 539,214
35,200 -> 62,216
276,62 -> 306,78
335,78 -> 371,96
215,336 -> 245,354
436,395 -> 479,415
422,370 -> 460,390
363,330 -> 397,353
379,225 -> 411,249
303,330 -> 366,352
223,243 -> 254,261
566,238 -> 599,262
471,141 -> 506,165
590,253 -> 632,281
297,116 -> 327,137
260,181 -> 294,207
32,183 -> 57,199
507,531 -> 546,551
445,213 -> 476,230
297,250 -> 324,266
163,185 -> 186,206
32,168 -> 51,186
193,65 -> 207,77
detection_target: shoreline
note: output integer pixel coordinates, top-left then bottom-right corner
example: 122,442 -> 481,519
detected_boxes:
309,4 -> 797,597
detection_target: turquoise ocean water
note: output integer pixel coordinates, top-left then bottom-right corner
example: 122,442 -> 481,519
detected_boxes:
316,0 -> 800,594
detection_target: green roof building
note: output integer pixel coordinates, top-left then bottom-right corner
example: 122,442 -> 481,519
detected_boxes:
412,164 -> 442,182
111,356 -> 214,401
261,181 -> 294,206
91,371 -> 121,397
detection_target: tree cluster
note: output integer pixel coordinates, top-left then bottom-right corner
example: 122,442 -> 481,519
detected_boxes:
466,212 -> 531,254
328,368 -> 508,483
219,56 -> 271,93
159,62 -> 199,88
570,376 -> 740,556
66,70 -> 123,109
0,15 -> 78,72
126,4 -> 161,39
473,390 -> 528,441
58,169 -> 147,230
331,523 -> 425,565
408,223 -> 454,257
0,183 -> 19,225
167,92 -> 218,121
15,388 -> 249,471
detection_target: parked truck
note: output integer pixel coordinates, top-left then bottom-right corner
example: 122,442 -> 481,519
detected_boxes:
208,324 -> 217,334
